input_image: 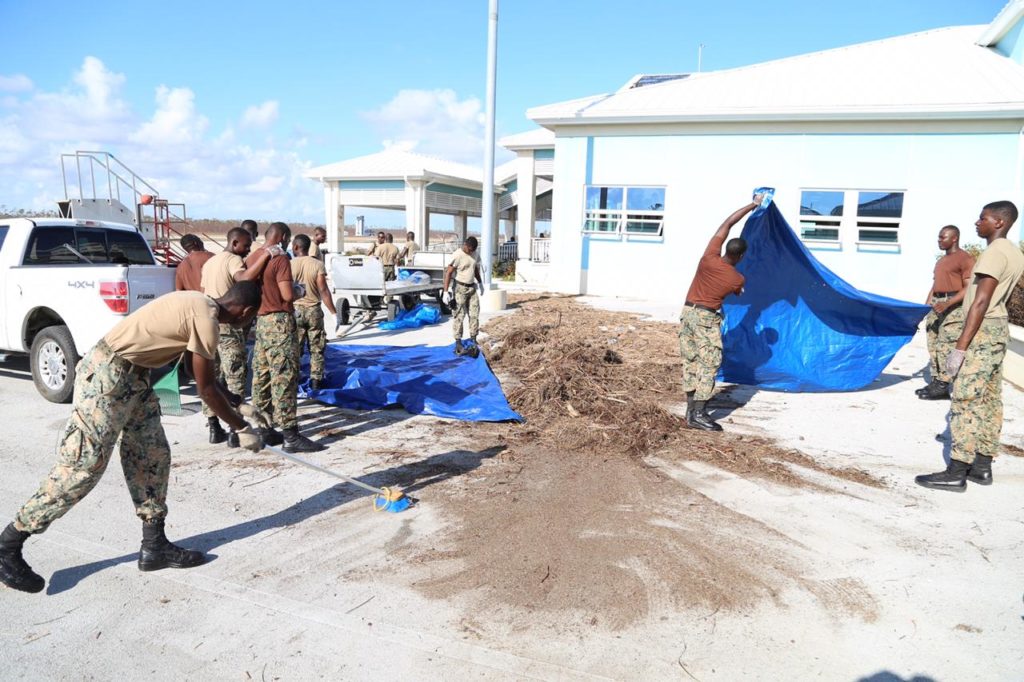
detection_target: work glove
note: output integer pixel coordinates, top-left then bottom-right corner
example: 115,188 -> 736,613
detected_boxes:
292,282 -> 307,299
945,349 -> 966,379
443,290 -> 453,307
238,403 -> 271,429
236,424 -> 264,453
266,244 -> 285,257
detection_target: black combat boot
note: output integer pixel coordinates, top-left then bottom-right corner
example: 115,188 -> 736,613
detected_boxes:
687,401 -> 723,432
283,427 -> 326,453
260,427 -> 284,447
917,380 -> 950,401
684,391 -> 695,420
914,459 -> 969,492
227,431 -> 240,448
454,339 -> 465,356
208,417 -> 228,444
0,523 -> 45,593
138,519 -> 205,572
915,380 -> 939,397
966,454 -> 993,486
310,379 -> 322,391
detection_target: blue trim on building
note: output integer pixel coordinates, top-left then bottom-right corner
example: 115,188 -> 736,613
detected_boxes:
535,148 -> 555,160
427,183 -> 483,199
339,180 -> 405,190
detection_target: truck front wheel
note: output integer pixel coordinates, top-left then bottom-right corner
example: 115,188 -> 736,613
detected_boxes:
30,325 -> 78,403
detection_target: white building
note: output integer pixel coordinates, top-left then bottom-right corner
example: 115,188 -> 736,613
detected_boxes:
509,2 -> 1024,303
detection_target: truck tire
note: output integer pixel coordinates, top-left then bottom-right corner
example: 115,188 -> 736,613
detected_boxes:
30,325 -> 78,404
337,298 -> 350,325
400,294 -> 418,311
386,300 -> 399,322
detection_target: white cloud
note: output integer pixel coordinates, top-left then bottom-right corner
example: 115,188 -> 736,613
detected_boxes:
0,57 -> 321,221
363,89 -> 487,165
241,100 -> 279,128
0,74 -> 33,92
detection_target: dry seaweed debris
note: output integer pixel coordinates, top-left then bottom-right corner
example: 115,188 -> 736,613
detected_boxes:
485,296 -> 880,488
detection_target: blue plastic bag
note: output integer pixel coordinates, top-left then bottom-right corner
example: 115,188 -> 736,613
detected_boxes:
379,303 -> 442,330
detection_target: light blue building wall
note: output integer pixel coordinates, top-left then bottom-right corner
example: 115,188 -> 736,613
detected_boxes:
549,124 -> 1024,303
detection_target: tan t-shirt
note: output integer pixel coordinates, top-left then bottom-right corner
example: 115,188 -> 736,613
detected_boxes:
377,243 -> 400,266
448,249 -> 479,284
962,238 -> 1024,319
309,240 -> 322,260
291,255 -> 326,308
402,240 -> 420,261
201,251 -> 245,299
104,291 -> 220,368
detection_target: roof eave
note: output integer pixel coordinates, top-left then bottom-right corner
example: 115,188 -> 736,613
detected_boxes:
530,107 -> 1024,127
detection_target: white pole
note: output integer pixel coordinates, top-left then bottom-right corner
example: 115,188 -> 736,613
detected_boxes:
480,0 -> 498,287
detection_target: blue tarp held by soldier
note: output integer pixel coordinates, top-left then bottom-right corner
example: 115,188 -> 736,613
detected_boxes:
720,203 -> 930,392
299,344 -> 523,422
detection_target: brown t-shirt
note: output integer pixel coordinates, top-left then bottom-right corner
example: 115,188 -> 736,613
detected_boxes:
291,256 -> 326,308
931,249 -> 974,294
104,291 -> 220,368
246,249 -> 294,315
175,250 -> 214,292
201,251 -> 246,299
685,235 -> 745,310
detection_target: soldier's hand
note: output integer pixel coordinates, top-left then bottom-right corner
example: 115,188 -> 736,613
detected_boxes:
266,244 -> 285,257
443,290 -> 453,307
945,349 -> 966,379
933,302 -> 948,314
237,424 -> 264,453
238,403 -> 271,429
292,282 -> 307,299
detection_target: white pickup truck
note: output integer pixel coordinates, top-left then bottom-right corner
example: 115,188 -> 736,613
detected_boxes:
0,218 -> 175,402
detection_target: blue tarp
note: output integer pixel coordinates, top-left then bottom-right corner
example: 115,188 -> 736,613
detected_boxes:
720,203 -> 930,392
300,344 -> 522,422
378,304 -> 441,331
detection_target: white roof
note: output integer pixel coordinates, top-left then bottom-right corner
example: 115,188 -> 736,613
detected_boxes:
499,128 -> 555,150
528,25 -> 1024,125
304,148 -> 487,187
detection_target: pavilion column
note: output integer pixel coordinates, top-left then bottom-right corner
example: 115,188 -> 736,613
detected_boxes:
516,151 -> 536,262
454,211 -> 468,243
490,194 -> 500,258
323,183 -> 343,254
404,180 -> 428,248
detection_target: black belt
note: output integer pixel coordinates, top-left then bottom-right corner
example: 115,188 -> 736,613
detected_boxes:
455,280 -> 477,288
932,291 -> 958,299
684,302 -> 720,314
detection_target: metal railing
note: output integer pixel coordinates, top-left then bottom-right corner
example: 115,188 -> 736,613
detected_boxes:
530,238 -> 550,263
497,241 -> 518,262
60,151 -> 159,210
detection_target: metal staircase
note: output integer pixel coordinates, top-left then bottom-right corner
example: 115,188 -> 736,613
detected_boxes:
58,151 -> 220,265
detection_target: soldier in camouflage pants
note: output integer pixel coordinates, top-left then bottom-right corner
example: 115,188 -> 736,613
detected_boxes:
452,281 -> 480,342
679,306 -> 723,401
950,318 -> 1008,465
14,341 -> 170,534
252,311 -> 299,431
294,305 -> 326,384
202,324 -> 247,419
923,297 -> 965,384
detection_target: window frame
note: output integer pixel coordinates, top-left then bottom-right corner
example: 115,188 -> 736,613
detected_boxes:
582,185 -> 666,237
797,188 -> 906,251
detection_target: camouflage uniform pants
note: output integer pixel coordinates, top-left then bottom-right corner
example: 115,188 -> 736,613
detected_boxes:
950,318 -> 1008,465
14,341 -> 170,534
383,265 -> 396,304
452,282 -> 480,341
252,312 -> 299,430
679,306 -> 723,401
294,304 -> 326,382
202,324 -> 247,418
924,297 -> 965,383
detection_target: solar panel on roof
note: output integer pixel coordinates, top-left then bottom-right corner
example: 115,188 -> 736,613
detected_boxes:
632,74 -> 690,88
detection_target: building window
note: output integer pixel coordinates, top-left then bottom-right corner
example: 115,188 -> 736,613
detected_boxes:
798,189 -> 905,247
799,190 -> 843,242
583,186 -> 665,235
855,191 -> 903,244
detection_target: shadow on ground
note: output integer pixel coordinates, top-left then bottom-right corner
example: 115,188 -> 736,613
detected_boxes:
46,444 -> 504,595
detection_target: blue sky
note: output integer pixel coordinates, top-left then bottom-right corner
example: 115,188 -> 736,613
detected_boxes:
0,0 -> 1008,224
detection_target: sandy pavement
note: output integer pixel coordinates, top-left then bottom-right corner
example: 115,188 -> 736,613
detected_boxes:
0,293 -> 1021,680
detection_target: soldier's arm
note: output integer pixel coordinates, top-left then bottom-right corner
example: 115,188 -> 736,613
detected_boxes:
954,275 -> 998,351
316,272 -> 337,315
443,264 -> 454,291
191,353 -> 247,430
234,250 -> 272,283
712,202 -> 759,244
